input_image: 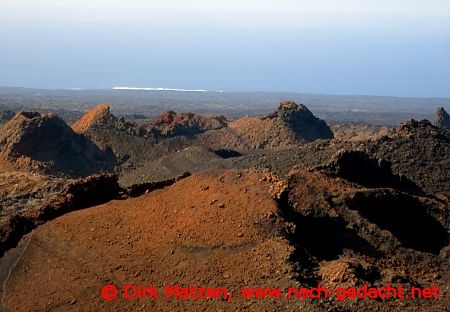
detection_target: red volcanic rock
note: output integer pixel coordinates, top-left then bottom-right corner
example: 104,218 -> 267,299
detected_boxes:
72,103 -> 111,133
0,111 -> 116,176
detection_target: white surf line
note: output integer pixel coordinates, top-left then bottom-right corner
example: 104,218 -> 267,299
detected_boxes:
113,87 -> 223,93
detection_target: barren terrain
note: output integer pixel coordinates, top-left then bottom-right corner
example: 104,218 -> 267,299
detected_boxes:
0,100 -> 449,311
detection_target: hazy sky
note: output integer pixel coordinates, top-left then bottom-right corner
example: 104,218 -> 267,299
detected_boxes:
0,0 -> 449,96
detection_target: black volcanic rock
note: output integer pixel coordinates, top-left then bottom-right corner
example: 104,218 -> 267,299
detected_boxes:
435,107 -> 450,129
263,101 -> 334,141
147,111 -> 228,138
279,101 -> 334,140
72,104 -> 152,163
359,118 -> 450,198
220,101 -> 334,149
317,150 -> 424,195
0,111 -> 116,176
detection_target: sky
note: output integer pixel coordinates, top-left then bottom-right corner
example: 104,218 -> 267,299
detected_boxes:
0,0 -> 450,96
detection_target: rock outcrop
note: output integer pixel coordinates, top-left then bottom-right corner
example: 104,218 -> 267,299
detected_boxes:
0,173 -> 121,257
317,150 -> 423,195
283,167 -> 449,301
0,111 -> 116,176
394,119 -> 439,135
435,107 -> 450,129
264,101 -> 334,141
358,118 -> 450,198
147,110 -> 228,138
229,101 -> 333,148
72,103 -> 146,136
72,104 -> 150,163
